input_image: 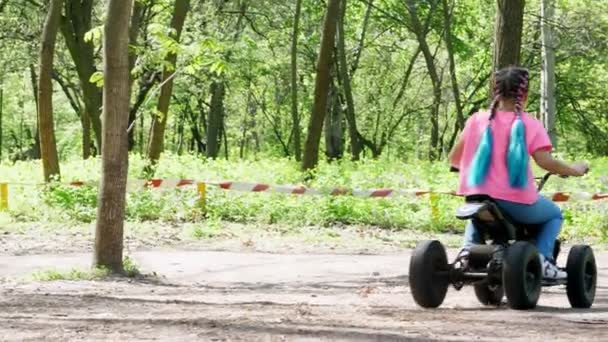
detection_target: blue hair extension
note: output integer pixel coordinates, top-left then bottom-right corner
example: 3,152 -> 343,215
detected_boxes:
467,125 -> 493,187
507,117 -> 528,188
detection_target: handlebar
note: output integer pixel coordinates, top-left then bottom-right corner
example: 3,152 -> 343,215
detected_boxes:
450,167 -> 555,192
535,173 -> 552,192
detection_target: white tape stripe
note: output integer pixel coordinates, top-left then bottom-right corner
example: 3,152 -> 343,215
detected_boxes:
229,182 -> 261,192
159,179 -> 179,188
272,185 -> 300,194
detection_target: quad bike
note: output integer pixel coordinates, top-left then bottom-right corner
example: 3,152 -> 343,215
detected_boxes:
409,171 -> 597,310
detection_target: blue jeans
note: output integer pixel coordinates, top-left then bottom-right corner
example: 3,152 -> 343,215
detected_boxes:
462,196 -> 562,260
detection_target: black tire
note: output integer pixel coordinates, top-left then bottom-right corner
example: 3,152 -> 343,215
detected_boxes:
409,240 -> 449,308
474,282 -> 504,306
566,245 -> 597,308
502,241 -> 542,310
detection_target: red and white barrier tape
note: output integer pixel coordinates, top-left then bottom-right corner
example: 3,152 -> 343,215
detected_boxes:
2,178 -> 608,202
214,180 -> 608,202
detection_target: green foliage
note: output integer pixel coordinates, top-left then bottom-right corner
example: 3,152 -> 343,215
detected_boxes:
42,184 -> 98,223
122,256 -> 140,277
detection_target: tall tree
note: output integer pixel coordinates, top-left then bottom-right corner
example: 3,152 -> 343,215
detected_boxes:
290,0 -> 302,161
493,0 -> 525,70
206,81 -> 224,158
541,0 -> 557,147
94,0 -> 133,273
60,0 -> 102,155
37,0 -> 63,181
442,0 -> 464,152
337,0 -> 362,160
406,0 -> 442,161
147,0 -> 190,165
324,80 -> 343,160
302,0 -> 341,171
127,0 -> 148,151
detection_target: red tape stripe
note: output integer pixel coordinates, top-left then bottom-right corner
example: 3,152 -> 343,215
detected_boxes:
370,189 -> 392,197
251,184 -> 269,192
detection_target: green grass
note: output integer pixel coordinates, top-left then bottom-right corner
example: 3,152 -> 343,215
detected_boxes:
32,267 -> 110,281
1,154 -> 608,242
30,256 -> 140,281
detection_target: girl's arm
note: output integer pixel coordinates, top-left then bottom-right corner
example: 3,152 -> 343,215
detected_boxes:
532,150 -> 588,177
448,135 -> 464,167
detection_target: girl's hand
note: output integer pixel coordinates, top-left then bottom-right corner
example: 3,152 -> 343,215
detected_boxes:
571,161 -> 590,176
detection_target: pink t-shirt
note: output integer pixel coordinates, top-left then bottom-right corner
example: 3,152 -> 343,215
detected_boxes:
457,111 -> 552,204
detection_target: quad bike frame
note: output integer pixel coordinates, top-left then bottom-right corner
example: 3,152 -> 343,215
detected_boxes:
409,172 -> 597,310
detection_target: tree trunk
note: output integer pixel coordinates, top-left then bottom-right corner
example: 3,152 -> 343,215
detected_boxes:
290,0 -> 302,161
29,65 -> 42,160
147,0 -> 190,164
541,0 -> 557,147
206,81 -> 224,159
324,81 -> 344,160
139,108 -> 144,154
351,0 -> 372,75
37,0 -> 63,182
128,0 -> 145,81
337,0 -> 363,161
442,0 -> 464,136
129,71 -> 158,150
52,70 -> 90,159
60,0 -> 102,153
82,106 -> 91,159
406,0 -> 442,161
94,0 -> 133,273
127,0 -> 146,150
302,0 -> 341,171
493,0 -> 525,70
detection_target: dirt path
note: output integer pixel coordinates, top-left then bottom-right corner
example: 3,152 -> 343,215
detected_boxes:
1,248 -> 607,341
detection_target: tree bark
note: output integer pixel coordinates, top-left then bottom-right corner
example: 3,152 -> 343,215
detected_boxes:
302,0 -> 341,171
442,0 -> 464,136
129,71 -> 158,150
541,0 -> 557,147
94,0 -> 133,273
493,0 -> 525,70
147,0 -> 190,165
53,69 -> 91,159
337,0 -> 363,160
351,0 -> 372,75
37,0 -> 63,181
406,0 -> 442,161
60,0 -> 102,152
324,81 -> 344,160
290,0 -> 302,161
206,81 -> 224,159
127,0 -> 147,150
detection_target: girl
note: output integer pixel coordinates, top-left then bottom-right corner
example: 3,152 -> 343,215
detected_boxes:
449,66 -> 588,280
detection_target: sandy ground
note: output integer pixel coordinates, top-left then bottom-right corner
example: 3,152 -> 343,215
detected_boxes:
0,224 -> 607,341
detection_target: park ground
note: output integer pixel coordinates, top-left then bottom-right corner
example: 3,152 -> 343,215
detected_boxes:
0,221 -> 607,341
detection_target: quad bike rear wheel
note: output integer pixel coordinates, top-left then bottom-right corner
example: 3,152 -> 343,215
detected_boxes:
409,240 -> 449,308
474,282 -> 504,306
502,241 -> 542,310
566,245 -> 597,308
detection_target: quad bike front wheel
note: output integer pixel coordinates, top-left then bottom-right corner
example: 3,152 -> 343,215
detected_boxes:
502,241 -> 542,310
409,240 -> 449,308
566,245 -> 597,308
474,282 -> 504,306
